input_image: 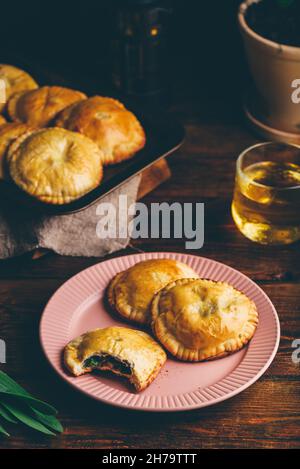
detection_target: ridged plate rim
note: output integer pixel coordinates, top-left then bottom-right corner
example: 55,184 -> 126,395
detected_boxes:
40,252 -> 280,412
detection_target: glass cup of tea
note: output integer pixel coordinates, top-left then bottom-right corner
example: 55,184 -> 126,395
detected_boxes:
231,142 -> 300,245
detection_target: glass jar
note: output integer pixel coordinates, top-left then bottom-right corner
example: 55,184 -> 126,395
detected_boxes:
110,0 -> 172,108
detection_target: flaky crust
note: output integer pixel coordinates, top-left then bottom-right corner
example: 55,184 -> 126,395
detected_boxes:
0,116 -> 7,126
55,96 -> 146,165
107,259 -> 199,325
7,127 -> 103,204
64,327 -> 167,392
151,278 -> 259,362
8,86 -> 86,127
0,64 -> 38,113
0,123 -> 33,180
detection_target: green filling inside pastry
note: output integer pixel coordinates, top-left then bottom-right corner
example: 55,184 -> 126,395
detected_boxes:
84,354 -> 132,375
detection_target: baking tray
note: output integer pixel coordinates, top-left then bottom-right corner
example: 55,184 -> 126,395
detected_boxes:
0,112 -> 184,215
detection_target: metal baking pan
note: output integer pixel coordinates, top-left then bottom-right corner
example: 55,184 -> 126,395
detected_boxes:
0,112 -> 184,215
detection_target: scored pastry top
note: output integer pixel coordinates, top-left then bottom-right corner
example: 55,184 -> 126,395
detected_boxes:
7,127 -> 103,204
8,86 -> 87,127
151,278 -> 259,361
108,259 -> 199,325
55,96 -> 146,165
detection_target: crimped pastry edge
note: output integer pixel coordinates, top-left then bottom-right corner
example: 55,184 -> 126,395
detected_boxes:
107,271 -> 147,325
6,127 -> 36,163
101,112 -> 146,165
151,277 -> 259,362
0,124 -> 35,180
107,261 -> 199,326
8,86 -> 87,126
64,327 -> 167,392
7,127 -> 103,204
7,91 -> 29,122
55,95 -> 146,166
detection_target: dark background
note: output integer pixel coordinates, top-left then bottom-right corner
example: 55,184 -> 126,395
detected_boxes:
1,1 -> 300,451
0,0 -> 245,115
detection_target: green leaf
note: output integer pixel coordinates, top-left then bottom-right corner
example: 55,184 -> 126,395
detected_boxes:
0,403 -> 17,424
31,408 -> 63,433
0,371 -> 32,396
0,371 -> 57,415
0,423 -> 9,437
1,401 -> 55,436
0,371 -> 62,437
0,391 -> 57,415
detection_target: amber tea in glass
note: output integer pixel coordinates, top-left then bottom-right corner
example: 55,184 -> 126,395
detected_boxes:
232,142 -> 300,245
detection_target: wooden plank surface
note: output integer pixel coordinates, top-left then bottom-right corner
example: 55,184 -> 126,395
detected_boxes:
0,109 -> 299,449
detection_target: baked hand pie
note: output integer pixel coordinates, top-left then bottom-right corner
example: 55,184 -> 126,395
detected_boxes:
0,64 -> 38,113
0,123 -> 33,180
7,127 -> 103,204
8,86 -> 86,127
151,278 -> 258,361
64,327 -> 167,392
55,96 -> 145,165
108,259 -> 199,325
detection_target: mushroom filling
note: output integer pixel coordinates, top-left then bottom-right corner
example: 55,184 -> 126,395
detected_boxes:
84,354 -> 132,375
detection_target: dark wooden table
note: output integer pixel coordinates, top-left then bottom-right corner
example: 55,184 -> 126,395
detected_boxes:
0,93 -> 299,450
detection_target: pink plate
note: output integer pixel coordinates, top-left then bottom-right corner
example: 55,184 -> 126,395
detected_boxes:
40,252 -> 280,412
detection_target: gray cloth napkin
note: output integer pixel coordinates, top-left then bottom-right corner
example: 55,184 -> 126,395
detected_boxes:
0,175 -> 141,258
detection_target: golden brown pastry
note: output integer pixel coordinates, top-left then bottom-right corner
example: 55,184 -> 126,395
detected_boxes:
108,259 -> 199,325
0,116 -> 7,126
151,278 -> 258,362
0,123 -> 33,179
8,86 -> 86,127
0,64 -> 38,113
64,327 -> 167,392
7,127 -> 103,204
55,96 -> 145,165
